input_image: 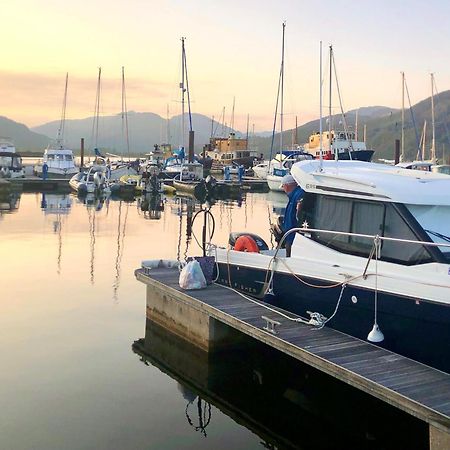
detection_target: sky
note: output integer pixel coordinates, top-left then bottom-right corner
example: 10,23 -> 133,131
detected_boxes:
2,0 -> 450,132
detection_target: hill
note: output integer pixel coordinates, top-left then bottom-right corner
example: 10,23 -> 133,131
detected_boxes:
0,116 -> 50,152
32,112 -> 236,155
258,92 -> 450,162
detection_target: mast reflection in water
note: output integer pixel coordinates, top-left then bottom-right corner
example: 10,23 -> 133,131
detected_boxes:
133,318 -> 428,450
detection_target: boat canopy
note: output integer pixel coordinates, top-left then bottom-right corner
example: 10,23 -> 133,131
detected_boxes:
291,160 -> 450,206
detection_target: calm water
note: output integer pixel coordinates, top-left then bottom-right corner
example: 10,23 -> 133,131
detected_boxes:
0,189 -> 427,450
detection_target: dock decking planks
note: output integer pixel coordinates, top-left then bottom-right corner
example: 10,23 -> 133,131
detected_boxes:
137,267 -> 450,430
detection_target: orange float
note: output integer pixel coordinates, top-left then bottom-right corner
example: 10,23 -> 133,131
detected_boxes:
234,235 -> 260,253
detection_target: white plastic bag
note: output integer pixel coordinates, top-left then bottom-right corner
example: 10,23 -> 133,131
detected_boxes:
179,260 -> 207,290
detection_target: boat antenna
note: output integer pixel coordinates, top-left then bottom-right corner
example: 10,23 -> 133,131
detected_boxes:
319,40 -> 323,171
56,72 -> 68,148
245,113 -> 250,146
182,38 -> 193,133
121,66 -> 131,159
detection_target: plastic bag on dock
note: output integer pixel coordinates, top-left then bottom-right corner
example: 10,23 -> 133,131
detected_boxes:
179,260 -> 207,290
187,256 -> 215,285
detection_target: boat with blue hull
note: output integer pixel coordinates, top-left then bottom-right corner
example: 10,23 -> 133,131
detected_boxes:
212,159 -> 450,373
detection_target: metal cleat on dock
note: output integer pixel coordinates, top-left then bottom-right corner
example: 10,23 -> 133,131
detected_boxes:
261,316 -> 281,335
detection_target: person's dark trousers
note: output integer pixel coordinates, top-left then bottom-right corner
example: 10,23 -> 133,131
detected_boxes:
285,241 -> 292,257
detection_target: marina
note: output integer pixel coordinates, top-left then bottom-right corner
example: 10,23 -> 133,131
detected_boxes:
2,2 -> 450,448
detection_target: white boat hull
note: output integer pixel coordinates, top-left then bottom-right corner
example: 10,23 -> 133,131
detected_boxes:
266,174 -> 284,191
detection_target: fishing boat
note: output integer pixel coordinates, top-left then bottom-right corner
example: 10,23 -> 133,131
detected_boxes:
211,159 -> 450,373
304,130 -> 374,161
35,74 -> 78,179
0,137 -> 24,178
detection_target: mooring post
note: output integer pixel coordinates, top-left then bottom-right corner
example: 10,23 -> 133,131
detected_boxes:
394,139 -> 400,165
80,137 -> 85,169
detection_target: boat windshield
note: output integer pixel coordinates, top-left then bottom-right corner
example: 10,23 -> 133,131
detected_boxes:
0,155 -> 22,169
406,204 -> 450,261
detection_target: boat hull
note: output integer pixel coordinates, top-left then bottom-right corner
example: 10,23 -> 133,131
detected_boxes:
215,262 -> 450,373
266,174 -> 284,192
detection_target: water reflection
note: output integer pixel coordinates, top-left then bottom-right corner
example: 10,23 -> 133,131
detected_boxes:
0,190 -> 20,217
112,200 -> 129,302
138,193 -> 165,220
133,319 -> 428,450
41,193 -> 72,274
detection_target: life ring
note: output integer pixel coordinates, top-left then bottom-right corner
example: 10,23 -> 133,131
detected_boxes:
234,235 -> 259,253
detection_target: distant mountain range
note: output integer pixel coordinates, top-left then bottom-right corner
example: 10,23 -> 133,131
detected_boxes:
0,116 -> 49,151
2,91 -> 449,162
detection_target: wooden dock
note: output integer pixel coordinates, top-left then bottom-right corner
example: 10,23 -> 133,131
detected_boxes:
10,176 -> 70,191
136,267 -> 450,449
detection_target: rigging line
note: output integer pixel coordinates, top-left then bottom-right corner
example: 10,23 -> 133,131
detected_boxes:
430,78 -> 450,153
57,73 -> 69,146
183,42 -> 193,132
122,67 -> 131,159
90,67 -> 102,152
113,201 -> 123,300
268,63 -> 283,166
403,78 -> 421,159
331,50 -> 354,154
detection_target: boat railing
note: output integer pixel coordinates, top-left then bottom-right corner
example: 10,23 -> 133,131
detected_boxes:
284,227 -> 450,249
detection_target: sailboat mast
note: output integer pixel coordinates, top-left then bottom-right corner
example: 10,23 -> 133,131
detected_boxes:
57,72 -> 68,147
430,73 -> 436,162
355,109 -> 358,141
401,71 -> 405,162
121,66 -> 130,159
231,96 -> 235,131
181,37 -> 186,149
166,104 -> 170,145
280,21 -> 285,154
91,67 -> 102,152
245,113 -> 249,146
319,41 -> 323,170
328,45 -> 332,155
422,120 -> 427,161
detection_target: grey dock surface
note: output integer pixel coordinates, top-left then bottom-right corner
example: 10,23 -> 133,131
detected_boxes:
136,267 -> 450,447
10,177 -> 70,191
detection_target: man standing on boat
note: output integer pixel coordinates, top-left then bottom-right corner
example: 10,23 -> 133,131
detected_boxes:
281,174 -> 304,257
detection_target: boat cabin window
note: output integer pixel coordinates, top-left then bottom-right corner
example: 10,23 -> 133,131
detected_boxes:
47,155 -> 55,160
301,194 -> 434,265
65,155 -> 73,161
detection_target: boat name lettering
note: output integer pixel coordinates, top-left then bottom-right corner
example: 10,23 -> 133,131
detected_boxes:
306,183 -> 316,189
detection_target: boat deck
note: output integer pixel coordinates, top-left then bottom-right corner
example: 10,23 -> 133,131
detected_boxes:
136,267 -> 450,439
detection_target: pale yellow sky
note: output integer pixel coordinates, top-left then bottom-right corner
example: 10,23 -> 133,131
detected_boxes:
2,0 -> 450,131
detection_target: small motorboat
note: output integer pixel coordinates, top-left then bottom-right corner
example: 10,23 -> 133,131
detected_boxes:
69,165 -> 111,195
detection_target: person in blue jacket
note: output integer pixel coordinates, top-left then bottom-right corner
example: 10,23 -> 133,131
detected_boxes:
281,174 -> 304,257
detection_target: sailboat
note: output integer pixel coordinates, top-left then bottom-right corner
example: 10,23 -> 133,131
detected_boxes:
266,22 -> 313,192
165,37 -> 203,187
36,73 -> 78,179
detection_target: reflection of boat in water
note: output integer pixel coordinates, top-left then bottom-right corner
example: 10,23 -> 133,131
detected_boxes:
40,193 -> 72,274
132,319 -> 426,449
138,193 -> 165,220
0,189 -> 20,215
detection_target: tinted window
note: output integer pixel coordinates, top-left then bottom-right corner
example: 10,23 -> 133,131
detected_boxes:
303,194 -> 433,265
